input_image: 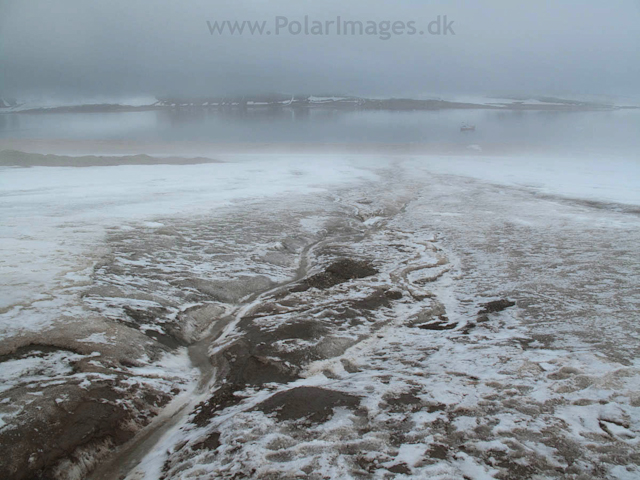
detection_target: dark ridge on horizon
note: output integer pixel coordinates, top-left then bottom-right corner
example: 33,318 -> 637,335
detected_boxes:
1,93 -> 631,115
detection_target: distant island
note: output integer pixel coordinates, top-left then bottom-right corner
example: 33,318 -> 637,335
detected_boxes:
1,93 -> 637,114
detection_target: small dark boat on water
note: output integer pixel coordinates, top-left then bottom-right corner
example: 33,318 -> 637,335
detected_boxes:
460,124 -> 476,132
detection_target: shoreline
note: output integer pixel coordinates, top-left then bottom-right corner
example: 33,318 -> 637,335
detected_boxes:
0,150 -> 221,168
0,138 -> 601,158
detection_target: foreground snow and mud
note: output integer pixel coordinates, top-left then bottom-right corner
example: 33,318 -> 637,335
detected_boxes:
1,151 -> 639,479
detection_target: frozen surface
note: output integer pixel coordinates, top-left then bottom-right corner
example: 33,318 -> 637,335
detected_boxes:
406,153 -> 640,207
0,156 -> 378,315
137,160 -> 639,480
1,152 -> 639,479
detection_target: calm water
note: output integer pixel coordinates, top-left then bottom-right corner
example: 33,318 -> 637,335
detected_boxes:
1,108 -> 639,155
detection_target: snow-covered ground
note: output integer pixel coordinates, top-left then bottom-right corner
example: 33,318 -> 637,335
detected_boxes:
0,156 -> 378,315
408,153 -> 640,207
0,151 -> 639,479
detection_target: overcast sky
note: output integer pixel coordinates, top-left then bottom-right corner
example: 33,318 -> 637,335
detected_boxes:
1,0 -> 639,100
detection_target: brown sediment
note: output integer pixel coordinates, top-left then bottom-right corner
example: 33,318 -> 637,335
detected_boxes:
0,343 -> 83,361
478,299 -> 516,314
290,258 -> 378,292
0,383 -> 169,480
86,233 -> 333,479
192,384 -> 244,428
417,320 -> 458,331
5,185 -> 444,479
191,432 -> 221,451
387,463 -> 412,474
384,390 -> 423,413
254,387 -> 361,423
181,254 -> 390,433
